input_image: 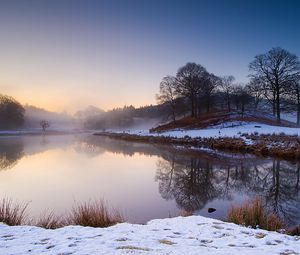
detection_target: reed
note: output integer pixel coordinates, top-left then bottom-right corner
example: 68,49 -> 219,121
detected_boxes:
0,197 -> 28,226
227,197 -> 284,231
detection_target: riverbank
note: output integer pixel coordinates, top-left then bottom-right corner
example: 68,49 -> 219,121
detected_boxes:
94,122 -> 300,160
0,215 -> 299,255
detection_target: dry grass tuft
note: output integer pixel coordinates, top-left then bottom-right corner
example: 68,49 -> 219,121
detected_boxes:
179,210 -> 194,217
0,197 -> 28,226
116,245 -> 151,251
159,239 -> 176,245
68,199 -> 124,228
227,197 -> 284,231
35,211 -> 65,229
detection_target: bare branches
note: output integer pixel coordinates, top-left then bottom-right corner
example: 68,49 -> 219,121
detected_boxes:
249,47 -> 300,122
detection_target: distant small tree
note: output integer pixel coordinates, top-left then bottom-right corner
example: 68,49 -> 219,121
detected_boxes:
220,76 -> 235,112
239,87 -> 251,117
40,120 -> 50,131
232,85 -> 251,116
156,76 -> 178,121
201,73 -> 220,113
246,78 -> 264,110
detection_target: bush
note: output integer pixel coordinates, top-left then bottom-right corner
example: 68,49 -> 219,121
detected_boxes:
68,199 -> 123,228
35,211 -> 64,229
227,197 -> 284,231
0,197 -> 28,226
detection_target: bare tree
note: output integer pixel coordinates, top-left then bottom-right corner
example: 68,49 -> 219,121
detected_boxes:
40,120 -> 50,132
175,63 -> 208,117
249,47 -> 300,122
232,85 -> 251,116
220,76 -> 235,112
156,76 -> 178,121
245,78 -> 264,110
201,73 -> 220,113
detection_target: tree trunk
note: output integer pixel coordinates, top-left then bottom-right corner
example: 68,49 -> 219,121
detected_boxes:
297,90 -> 300,126
206,99 -> 210,113
275,84 -> 280,123
272,91 -> 276,117
191,98 -> 194,117
227,94 -> 231,112
241,103 -> 245,118
171,104 -> 176,122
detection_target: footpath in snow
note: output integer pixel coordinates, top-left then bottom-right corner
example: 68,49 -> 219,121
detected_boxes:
0,216 -> 299,255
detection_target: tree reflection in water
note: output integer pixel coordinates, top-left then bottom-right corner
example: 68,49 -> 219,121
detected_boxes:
82,136 -> 300,226
155,153 -> 300,226
0,137 -> 24,170
1,135 -> 299,226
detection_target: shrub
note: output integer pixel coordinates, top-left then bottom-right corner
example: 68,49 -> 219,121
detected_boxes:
227,197 -> 284,231
35,211 -> 64,229
0,197 -> 28,226
68,199 -> 123,228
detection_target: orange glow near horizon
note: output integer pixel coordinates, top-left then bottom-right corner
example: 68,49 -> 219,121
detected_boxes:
1,85 -> 157,113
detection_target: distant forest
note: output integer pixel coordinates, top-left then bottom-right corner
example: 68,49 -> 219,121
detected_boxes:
1,47 -> 300,130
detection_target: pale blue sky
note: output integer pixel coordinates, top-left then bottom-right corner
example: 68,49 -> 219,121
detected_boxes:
0,0 -> 299,112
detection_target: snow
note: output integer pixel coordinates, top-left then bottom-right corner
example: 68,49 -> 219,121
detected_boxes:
120,122 -> 300,139
158,123 -> 300,139
0,216 -> 299,254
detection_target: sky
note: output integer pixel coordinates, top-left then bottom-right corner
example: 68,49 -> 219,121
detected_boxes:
0,0 -> 299,113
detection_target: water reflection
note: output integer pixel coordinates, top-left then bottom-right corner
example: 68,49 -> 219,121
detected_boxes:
0,134 -> 299,225
0,137 -> 24,170
155,152 -> 300,225
86,136 -> 300,226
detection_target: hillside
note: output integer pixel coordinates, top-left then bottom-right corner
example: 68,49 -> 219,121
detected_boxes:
150,111 -> 298,133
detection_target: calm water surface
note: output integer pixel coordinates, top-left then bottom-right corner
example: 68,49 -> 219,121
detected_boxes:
0,134 -> 299,225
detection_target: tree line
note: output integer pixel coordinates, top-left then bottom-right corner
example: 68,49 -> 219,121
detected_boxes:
0,94 -> 25,129
157,47 -> 300,124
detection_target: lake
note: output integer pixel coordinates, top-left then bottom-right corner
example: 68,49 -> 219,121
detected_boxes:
0,134 -> 299,226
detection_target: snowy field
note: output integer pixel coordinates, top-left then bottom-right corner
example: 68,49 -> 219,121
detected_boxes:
122,122 -> 300,139
0,216 -> 299,255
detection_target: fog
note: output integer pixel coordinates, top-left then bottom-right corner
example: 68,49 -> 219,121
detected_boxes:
22,105 -> 166,132
23,105 -> 80,131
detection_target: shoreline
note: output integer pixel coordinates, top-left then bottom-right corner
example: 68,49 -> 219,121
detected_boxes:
94,131 -> 300,161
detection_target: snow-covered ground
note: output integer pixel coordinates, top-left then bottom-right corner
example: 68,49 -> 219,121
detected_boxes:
0,216 -> 299,255
120,122 -> 300,139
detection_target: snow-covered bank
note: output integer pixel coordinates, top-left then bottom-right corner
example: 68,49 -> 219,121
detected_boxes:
122,122 -> 300,139
0,216 -> 299,255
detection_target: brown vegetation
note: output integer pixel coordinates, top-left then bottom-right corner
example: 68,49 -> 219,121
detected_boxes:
150,112 -> 297,133
227,197 -> 284,231
35,211 -> 65,229
68,199 -> 124,228
0,197 -> 28,226
95,131 -> 300,161
0,198 -> 123,229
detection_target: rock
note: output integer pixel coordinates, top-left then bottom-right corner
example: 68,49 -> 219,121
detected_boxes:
208,208 -> 216,213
